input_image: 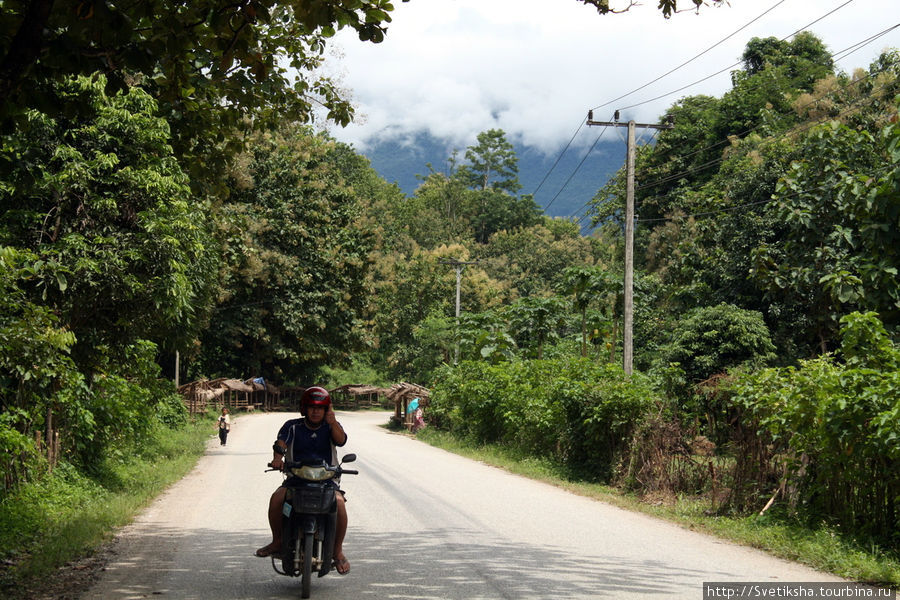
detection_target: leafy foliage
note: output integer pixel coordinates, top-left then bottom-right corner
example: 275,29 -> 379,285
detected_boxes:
0,75 -> 214,481
190,127 -> 373,382
657,303 -> 775,384
0,0 -> 409,192
430,358 -> 657,481
0,75 -> 217,368
728,312 -> 900,544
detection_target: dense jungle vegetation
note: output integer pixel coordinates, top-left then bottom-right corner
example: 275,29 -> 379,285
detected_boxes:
0,0 -> 897,587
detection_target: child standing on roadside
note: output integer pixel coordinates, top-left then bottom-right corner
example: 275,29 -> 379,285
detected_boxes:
218,407 -> 231,446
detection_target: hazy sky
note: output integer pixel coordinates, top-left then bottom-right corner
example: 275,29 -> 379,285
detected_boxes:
323,0 -> 900,154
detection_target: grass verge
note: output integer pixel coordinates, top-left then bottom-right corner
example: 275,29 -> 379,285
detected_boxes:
414,427 -> 900,588
0,413 -> 216,597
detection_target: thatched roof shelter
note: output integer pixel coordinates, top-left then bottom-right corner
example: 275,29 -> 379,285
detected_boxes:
219,378 -> 254,393
177,376 -> 281,414
386,382 -> 430,427
329,384 -> 390,409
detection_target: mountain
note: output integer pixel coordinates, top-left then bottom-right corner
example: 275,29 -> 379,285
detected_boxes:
352,131 -> 624,231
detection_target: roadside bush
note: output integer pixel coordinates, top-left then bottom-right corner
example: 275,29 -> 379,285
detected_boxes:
656,303 -> 776,444
728,312 -> 900,543
430,357 -> 657,481
657,303 -> 776,384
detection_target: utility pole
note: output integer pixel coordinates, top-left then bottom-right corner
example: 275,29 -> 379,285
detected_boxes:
438,258 -> 478,364
586,111 -> 673,375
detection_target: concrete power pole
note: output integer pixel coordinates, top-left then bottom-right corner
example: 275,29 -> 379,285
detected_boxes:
586,112 -> 672,375
439,258 -> 478,364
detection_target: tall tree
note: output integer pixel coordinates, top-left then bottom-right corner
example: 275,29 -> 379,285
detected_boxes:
0,0 -> 405,192
0,75 -> 217,371
458,129 -> 521,193
191,128 -> 373,381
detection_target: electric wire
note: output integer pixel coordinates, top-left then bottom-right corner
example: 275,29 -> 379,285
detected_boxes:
522,12 -> 893,266
541,122 -> 611,213
591,21 -> 898,198
529,118 -> 587,197
525,58 -> 897,264
635,63 -> 895,193
614,0 -> 858,112
530,0 -> 793,214
832,23 -> 900,63
591,0 -> 788,111
532,0 -> 869,232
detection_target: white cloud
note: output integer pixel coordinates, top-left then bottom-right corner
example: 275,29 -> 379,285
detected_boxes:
323,0 -> 900,154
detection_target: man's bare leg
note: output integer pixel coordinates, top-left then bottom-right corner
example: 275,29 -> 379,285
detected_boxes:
332,493 -> 350,574
255,487 -> 286,556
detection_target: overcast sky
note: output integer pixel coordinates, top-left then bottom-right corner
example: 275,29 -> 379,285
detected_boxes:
322,0 -> 900,155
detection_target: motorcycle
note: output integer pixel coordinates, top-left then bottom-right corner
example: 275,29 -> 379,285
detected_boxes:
266,454 -> 358,598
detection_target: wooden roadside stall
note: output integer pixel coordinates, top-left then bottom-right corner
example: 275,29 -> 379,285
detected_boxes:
329,384 -> 389,410
177,377 -> 266,414
177,380 -> 218,415
214,378 -> 254,410
386,382 -> 430,430
243,377 -> 280,411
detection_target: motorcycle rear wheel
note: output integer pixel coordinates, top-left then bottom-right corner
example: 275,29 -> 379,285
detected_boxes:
301,533 -> 314,598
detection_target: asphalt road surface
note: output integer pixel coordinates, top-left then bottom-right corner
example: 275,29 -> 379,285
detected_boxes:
84,410 -> 844,599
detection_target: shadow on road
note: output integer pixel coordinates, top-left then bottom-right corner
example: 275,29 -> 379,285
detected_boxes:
83,522 -> 727,599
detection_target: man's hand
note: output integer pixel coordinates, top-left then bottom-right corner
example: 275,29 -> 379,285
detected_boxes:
325,405 -> 337,425
270,455 -> 284,470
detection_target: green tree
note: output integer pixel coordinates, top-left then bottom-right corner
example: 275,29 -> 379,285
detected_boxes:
751,114 -> 900,352
558,265 -> 615,357
458,129 -> 521,193
191,127 -> 372,381
504,296 -> 569,359
658,303 -> 775,384
0,1 -> 401,128
0,75 -> 217,372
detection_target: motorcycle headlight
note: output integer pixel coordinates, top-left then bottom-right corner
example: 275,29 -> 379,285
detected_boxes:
290,466 -> 335,481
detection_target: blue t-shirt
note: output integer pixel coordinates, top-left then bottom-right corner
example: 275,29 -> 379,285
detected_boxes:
277,418 -> 346,465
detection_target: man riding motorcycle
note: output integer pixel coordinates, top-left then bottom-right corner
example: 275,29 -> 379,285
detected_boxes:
255,386 -> 351,575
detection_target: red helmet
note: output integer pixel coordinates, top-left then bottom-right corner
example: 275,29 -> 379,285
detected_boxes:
301,386 -> 331,413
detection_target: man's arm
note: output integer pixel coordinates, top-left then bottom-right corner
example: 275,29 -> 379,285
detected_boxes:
325,406 -> 347,446
270,439 -> 287,469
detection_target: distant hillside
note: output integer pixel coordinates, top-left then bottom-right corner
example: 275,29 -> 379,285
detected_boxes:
353,132 -> 623,231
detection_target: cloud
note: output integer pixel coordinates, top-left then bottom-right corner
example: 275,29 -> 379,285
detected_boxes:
324,0 -> 900,154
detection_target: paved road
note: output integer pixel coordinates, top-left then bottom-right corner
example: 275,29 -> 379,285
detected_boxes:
84,410 -> 843,599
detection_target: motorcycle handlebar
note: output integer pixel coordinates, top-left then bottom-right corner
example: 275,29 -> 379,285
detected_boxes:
264,462 -> 359,475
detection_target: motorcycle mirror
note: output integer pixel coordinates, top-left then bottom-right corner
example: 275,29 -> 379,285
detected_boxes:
341,453 -> 357,463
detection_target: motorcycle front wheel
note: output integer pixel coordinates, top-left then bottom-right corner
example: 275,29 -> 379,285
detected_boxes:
301,532 -> 314,598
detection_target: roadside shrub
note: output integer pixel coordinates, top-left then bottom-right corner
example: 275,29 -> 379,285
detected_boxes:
728,312 -> 900,543
555,362 -> 659,480
155,392 -> 189,429
657,303 -> 776,384
430,357 -> 658,481
656,303 -> 776,444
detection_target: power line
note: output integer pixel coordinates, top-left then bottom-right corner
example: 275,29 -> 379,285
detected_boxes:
541,123 -> 611,213
591,0 -> 789,112
614,0 -> 859,112
524,15 -> 894,267
635,64 -> 896,193
832,23 -> 900,63
525,59 -> 897,265
534,1 -> 868,229
530,118 -> 586,197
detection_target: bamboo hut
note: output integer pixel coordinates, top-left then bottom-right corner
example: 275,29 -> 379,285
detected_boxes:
385,382 -> 430,430
329,384 -> 389,410
244,377 -> 280,411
